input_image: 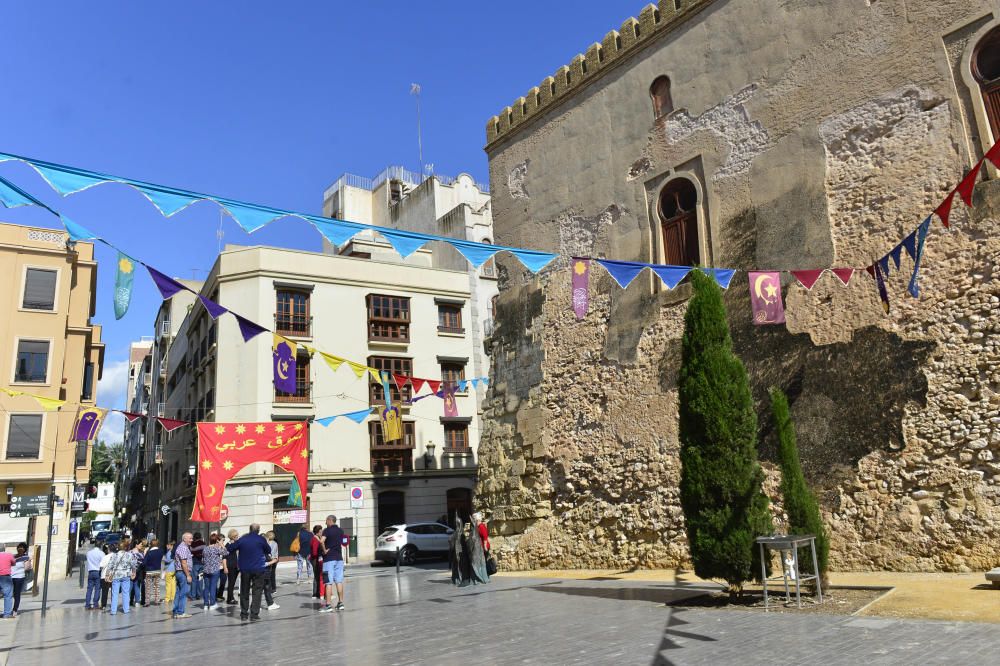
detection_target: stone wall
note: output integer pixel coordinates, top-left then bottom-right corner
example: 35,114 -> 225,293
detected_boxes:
477,0 -> 1000,572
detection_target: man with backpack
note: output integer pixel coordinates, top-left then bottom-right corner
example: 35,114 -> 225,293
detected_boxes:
293,523 -> 312,584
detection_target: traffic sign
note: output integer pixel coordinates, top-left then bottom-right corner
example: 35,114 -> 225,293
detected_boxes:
9,494 -> 49,518
70,502 -> 85,513
349,486 -> 364,509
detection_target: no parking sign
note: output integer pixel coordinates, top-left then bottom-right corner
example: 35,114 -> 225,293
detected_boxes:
350,486 -> 364,509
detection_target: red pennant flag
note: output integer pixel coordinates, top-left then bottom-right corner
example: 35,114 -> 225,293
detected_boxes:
790,269 -> 824,290
410,377 -> 426,395
120,411 -> 144,423
392,374 -> 409,391
864,265 -> 875,279
425,379 -> 441,394
956,160 -> 983,207
157,417 -> 189,432
934,190 -> 956,228
830,268 -> 854,285
192,422 -> 309,522
985,141 -> 1000,168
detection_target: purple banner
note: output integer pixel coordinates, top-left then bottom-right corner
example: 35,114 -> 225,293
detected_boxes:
571,258 -> 589,320
748,271 -> 785,325
272,335 -> 298,394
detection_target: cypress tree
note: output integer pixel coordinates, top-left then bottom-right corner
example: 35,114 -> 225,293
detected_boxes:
678,269 -> 773,599
769,387 -> 829,579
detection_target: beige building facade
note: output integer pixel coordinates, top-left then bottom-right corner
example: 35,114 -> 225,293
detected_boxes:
0,221 -> 104,574
478,0 -> 1000,571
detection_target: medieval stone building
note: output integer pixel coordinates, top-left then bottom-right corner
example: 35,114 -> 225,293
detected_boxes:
477,0 -> 1000,572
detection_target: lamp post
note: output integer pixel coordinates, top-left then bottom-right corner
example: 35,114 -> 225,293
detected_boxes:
423,441 -> 436,468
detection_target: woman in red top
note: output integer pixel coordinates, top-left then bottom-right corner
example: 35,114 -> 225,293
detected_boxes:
309,525 -> 324,599
473,512 -> 490,552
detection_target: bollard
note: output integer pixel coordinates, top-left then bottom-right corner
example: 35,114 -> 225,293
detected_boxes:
395,546 -> 400,575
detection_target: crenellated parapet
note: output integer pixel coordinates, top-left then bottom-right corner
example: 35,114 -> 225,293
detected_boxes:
485,0 -> 715,148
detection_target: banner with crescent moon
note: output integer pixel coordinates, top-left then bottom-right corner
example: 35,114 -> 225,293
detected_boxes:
748,271 -> 785,325
192,421 -> 309,522
273,335 -> 298,394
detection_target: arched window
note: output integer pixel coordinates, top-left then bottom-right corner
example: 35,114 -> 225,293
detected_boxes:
974,26 -> 1000,141
650,76 -> 673,119
658,179 -> 699,266
480,238 -> 496,277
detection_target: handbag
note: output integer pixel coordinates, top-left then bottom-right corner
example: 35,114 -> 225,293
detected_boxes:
486,554 -> 498,576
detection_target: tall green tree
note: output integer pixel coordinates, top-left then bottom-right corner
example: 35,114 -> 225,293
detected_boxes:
89,440 -> 122,485
769,388 -> 829,579
678,269 -> 773,599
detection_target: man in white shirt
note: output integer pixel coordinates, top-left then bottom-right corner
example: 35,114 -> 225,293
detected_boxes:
85,542 -> 104,610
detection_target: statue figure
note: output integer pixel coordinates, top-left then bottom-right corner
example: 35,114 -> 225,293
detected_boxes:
450,513 -> 469,586
467,512 -> 490,585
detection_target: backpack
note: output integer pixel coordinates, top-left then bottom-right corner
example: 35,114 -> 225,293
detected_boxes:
290,536 -> 301,554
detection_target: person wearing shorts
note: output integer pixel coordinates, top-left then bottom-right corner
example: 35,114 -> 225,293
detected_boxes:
318,515 -> 345,612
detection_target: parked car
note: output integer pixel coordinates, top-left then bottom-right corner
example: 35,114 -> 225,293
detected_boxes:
101,532 -> 123,547
375,522 -> 453,565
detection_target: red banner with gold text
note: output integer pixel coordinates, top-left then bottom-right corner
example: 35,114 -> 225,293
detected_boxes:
191,422 -> 309,522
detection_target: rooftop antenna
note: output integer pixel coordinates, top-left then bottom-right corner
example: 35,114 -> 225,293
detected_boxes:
410,83 -> 424,181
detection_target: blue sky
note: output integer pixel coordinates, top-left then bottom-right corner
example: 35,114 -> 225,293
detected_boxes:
0,1 -> 636,442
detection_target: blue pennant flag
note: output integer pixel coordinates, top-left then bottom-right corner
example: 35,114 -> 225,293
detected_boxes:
508,248 -> 558,273
878,255 -> 892,278
343,408 -> 374,424
481,377 -> 489,386
457,379 -> 469,393
907,217 -> 931,298
311,218 -> 364,247
597,259 -> 646,288
0,176 -> 37,208
650,266 -> 692,289
315,415 -> 336,427
470,378 -> 480,389
701,267 -> 736,289
137,186 -> 201,217
222,202 -> 281,233
448,239 -> 500,268
61,216 -> 98,241
32,163 -> 106,195
889,244 -> 903,270
901,230 -> 917,260
379,229 -> 430,258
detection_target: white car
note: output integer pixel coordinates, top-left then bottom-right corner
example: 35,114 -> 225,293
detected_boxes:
375,522 -> 454,565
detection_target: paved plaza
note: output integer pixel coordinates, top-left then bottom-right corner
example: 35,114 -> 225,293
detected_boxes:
3,563 -> 999,665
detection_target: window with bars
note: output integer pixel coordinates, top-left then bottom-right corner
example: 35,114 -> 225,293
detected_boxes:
367,294 -> 410,342
369,421 -> 415,473
5,414 -> 42,459
368,356 -> 412,405
437,304 -> 463,332
440,362 -> 466,385
22,268 -> 57,311
658,179 -> 700,267
275,289 -> 311,337
975,27 -> 1000,143
443,423 -> 470,452
15,340 -> 49,383
275,352 -> 311,403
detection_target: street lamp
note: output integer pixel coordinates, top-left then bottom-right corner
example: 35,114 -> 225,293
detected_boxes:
188,464 -> 196,478
423,441 -> 436,468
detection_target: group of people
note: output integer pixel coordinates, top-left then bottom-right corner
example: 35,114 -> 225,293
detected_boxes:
0,542 -> 32,619
450,512 -> 493,587
292,515 -> 346,612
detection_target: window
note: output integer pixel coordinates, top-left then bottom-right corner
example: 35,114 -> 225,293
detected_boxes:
369,421 -> 415,474
75,440 -> 89,467
348,251 -> 371,259
275,352 -> 311,403
437,304 -> 463,332
974,27 -> 1000,141
367,294 -> 410,342
658,179 -> 700,266
368,356 -> 412,405
22,268 -> 57,311
650,76 -> 673,119
480,238 -> 497,278
276,289 -> 311,337
440,362 -> 466,385
369,420 -> 415,448
443,423 -> 470,452
15,340 -> 49,383
82,362 -> 95,401
5,414 -> 42,459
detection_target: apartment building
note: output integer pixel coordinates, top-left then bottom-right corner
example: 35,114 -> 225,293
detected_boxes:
0,221 -> 104,574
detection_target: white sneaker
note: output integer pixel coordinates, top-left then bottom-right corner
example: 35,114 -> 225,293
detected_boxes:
318,605 -> 334,613
267,603 -> 280,610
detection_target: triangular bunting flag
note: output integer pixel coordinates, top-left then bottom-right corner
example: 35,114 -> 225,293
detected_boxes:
596,259 -> 645,288
0,175 -> 38,208
986,141 -> 1000,168
33,163 -> 105,195
222,202 -> 281,233
934,190 -> 956,228
346,362 -> 368,379
508,248 -> 559,273
650,266 -> 691,290
908,217 -> 931,298
702,267 -> 736,289
30,395 -> 65,411
343,408 -> 373,424
878,255 -> 892,278
831,268 -> 854,285
448,239 -> 501,268
157,417 -> 188,432
873,261 -> 890,314
61,216 -> 98,242
470,378 -> 480,389
311,218 -> 365,248
457,379 -> 469,392
380,229 -> 429,258
320,353 -> 345,373
146,266 -> 188,300
889,244 -> 903,270
199,295 -> 228,320
425,379 -> 441,394
120,411 -> 144,423
314,416 -> 336,427
234,313 -> 268,342
901,231 -> 917,260
392,374 -> 409,391
956,160 -> 983,206
369,367 -> 383,384
136,186 -> 201,217
410,377 -> 427,394
790,269 -> 823,291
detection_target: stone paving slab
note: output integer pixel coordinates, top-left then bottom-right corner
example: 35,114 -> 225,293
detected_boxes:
4,564 -> 1000,665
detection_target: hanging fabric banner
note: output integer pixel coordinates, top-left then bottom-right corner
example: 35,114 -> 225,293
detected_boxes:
380,405 -> 403,442
31,395 -> 65,411
889,244 -> 903,270
790,270 -> 823,291
192,422 -> 309,522
934,191 -> 956,228
157,417 -> 189,432
288,476 -> 304,508
571,258 -> 589,320
114,252 -> 136,320
901,230 -> 917,260
831,268 -> 854,285
314,408 -> 373,426
908,217 -> 931,298
147,266 -> 187,300
597,259 -> 645,288
72,407 -> 107,441
234,313 -> 267,342
120,411 -> 144,423
410,377 -> 426,395
320,352 -> 345,373
272,335 -> 298,394
956,160 -> 983,206
748,271 -> 785,325
873,262 -> 890,314
442,383 -> 459,417
650,266 -> 692,290
199,295 -> 228,320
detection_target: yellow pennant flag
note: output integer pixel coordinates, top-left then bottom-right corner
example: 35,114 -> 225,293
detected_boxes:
368,367 -> 382,384
0,388 -> 24,398
31,395 -> 65,411
320,353 -> 345,373
347,361 -> 369,379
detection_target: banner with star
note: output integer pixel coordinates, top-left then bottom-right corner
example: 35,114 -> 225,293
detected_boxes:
114,251 -> 136,320
192,421 -> 309,522
748,271 -> 785,325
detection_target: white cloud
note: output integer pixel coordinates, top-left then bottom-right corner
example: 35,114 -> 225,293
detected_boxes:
97,359 -> 129,410
100,412 -> 126,445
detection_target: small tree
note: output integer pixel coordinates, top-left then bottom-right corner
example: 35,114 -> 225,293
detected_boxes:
679,269 -> 773,600
770,388 -> 829,581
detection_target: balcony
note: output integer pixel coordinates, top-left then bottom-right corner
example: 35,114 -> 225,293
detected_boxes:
483,319 -> 495,338
275,313 -> 312,338
275,381 -> 312,404
156,402 -> 165,417
160,320 -> 171,337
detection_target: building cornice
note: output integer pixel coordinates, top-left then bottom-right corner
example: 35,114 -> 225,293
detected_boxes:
217,269 -> 471,299
484,0 -> 716,153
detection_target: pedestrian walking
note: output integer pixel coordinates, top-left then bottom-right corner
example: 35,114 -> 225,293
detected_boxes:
172,532 -> 194,619
309,525 -> 323,599
0,543 -> 15,619
223,524 -> 272,621
85,541 -> 104,609
107,541 -> 137,615
318,515 -> 346,613
467,515 -> 490,585
99,545 -> 112,610
11,543 -> 30,616
142,539 -> 164,606
293,523 -> 312,584
189,532 -> 205,600
201,534 -> 226,609
223,529 -> 240,604
265,531 -> 280,610
163,540 -> 176,612
129,539 -> 147,606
